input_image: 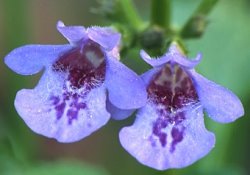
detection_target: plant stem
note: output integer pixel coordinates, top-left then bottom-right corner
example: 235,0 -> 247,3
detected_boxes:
181,0 -> 219,38
193,0 -> 219,16
150,0 -> 171,29
119,0 -> 144,30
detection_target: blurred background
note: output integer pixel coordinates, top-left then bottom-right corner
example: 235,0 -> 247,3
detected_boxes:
0,0 -> 250,174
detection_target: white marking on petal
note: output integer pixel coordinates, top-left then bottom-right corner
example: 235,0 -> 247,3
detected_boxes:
85,51 -> 104,68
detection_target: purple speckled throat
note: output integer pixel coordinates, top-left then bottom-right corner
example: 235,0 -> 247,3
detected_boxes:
148,64 -> 199,152
49,39 -> 106,124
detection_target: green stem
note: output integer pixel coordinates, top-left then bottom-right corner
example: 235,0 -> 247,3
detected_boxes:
119,0 -> 144,30
193,0 -> 219,16
181,0 -> 219,38
150,0 -> 171,29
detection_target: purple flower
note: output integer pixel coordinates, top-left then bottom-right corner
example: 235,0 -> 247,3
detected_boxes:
119,44 -> 244,170
4,21 -> 147,143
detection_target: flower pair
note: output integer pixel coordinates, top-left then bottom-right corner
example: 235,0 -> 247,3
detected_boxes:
5,22 -> 244,170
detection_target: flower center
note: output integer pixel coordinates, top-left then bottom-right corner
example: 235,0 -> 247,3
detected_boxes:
52,39 -> 106,89
148,64 -> 199,152
49,39 -> 106,124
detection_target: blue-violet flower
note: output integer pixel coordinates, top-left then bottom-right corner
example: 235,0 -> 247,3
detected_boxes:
4,21 -> 147,142
119,44 -> 244,170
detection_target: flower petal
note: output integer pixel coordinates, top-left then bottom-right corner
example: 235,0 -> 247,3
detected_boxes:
189,70 -> 244,123
15,70 -> 110,143
140,50 -> 171,67
4,44 -> 71,75
87,27 -> 121,51
106,100 -> 134,120
169,44 -> 202,69
105,56 -> 147,109
57,21 -> 86,45
141,67 -> 162,86
140,44 -> 202,69
119,103 -> 215,170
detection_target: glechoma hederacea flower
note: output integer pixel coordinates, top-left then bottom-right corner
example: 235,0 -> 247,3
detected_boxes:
4,21 -> 147,142
119,44 -> 244,170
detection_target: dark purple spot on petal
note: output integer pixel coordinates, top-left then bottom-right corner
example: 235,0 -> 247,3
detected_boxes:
170,127 -> 184,153
67,109 -> 79,125
50,96 -> 60,105
152,117 -> 168,147
148,65 -> 198,109
54,102 -> 66,120
164,66 -> 172,76
148,64 -> 198,151
50,93 -> 87,124
174,111 -> 185,125
175,67 -> 183,82
49,39 -> 105,124
52,39 -> 106,89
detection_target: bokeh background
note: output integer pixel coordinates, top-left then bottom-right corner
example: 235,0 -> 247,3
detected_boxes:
0,0 -> 250,175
